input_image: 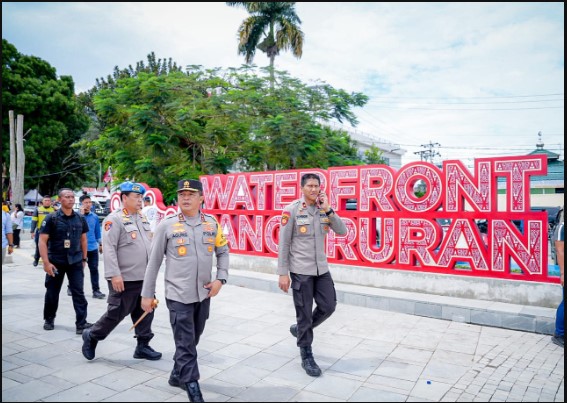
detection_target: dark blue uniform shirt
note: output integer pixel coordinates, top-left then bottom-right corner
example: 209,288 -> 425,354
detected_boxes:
40,210 -> 89,265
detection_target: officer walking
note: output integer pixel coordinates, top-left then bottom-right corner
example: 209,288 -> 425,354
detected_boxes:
141,179 -> 229,402
277,173 -> 347,377
82,181 -> 161,361
39,188 -> 92,334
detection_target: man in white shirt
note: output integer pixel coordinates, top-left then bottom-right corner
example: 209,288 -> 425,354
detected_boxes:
141,196 -> 158,234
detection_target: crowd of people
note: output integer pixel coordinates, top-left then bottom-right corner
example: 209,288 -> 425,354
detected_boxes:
1,175 -> 564,402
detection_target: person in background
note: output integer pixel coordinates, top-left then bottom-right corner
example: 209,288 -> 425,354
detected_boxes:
11,204 -> 25,248
141,195 -> 158,234
552,208 -> 564,348
2,200 -> 10,213
2,198 -> 15,264
31,195 -> 55,267
75,194 -> 106,299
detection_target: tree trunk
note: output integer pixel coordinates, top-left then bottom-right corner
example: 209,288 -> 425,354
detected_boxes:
15,114 -> 25,207
9,111 -> 17,204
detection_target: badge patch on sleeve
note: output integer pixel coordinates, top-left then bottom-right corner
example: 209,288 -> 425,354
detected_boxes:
281,212 -> 290,226
104,221 -> 112,231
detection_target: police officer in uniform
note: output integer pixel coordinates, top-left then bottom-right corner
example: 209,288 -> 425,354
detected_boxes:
277,173 -> 347,377
141,179 -> 229,402
31,195 -> 55,266
82,181 -> 162,361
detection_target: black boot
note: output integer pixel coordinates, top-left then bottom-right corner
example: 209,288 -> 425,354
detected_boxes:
133,339 -> 162,360
168,367 -> 187,390
81,328 -> 98,360
290,323 -> 298,338
185,381 -> 205,402
300,346 -> 322,377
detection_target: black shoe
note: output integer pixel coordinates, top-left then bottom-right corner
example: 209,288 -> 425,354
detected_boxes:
300,346 -> 322,377
67,287 -> 72,296
551,334 -> 564,348
134,343 -> 162,360
81,328 -> 98,360
76,322 -> 93,335
43,319 -> 54,331
33,259 -> 39,267
185,381 -> 204,402
92,290 -> 106,299
290,324 -> 298,338
168,368 -> 187,390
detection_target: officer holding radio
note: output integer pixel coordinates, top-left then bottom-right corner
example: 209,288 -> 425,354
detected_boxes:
82,181 -> 161,362
277,173 -> 347,377
141,179 -> 229,402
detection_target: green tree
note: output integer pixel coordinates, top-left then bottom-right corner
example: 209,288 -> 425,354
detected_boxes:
2,39 -> 90,196
227,2 -> 304,86
86,62 -> 368,197
364,144 -> 387,165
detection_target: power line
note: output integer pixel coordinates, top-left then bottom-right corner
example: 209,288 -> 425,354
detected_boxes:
369,98 -> 563,105
369,93 -> 564,100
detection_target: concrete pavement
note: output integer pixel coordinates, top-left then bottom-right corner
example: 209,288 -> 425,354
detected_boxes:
2,237 -> 564,402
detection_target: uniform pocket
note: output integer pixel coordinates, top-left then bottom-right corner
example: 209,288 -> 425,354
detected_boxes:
202,237 -> 214,255
107,295 -> 122,321
291,281 -> 304,307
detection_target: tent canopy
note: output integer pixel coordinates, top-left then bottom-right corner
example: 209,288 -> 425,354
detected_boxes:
24,189 -> 43,201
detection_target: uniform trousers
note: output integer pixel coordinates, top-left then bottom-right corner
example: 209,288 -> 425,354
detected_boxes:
167,298 -> 211,383
90,280 -> 155,342
43,261 -> 88,326
291,271 -> 337,347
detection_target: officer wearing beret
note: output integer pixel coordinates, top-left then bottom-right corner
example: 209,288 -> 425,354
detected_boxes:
141,179 -> 229,402
82,181 -> 162,361
277,173 -> 347,377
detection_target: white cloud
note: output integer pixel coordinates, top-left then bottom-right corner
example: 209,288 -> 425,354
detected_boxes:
2,2 -> 563,165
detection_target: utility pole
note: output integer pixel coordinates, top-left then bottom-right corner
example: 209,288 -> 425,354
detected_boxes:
8,111 -> 26,207
414,141 -> 441,163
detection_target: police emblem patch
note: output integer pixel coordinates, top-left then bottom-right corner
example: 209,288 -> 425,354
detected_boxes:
208,246 -> 213,253
300,226 -> 307,233
178,246 -> 187,256
104,221 -> 112,231
131,232 -> 137,239
281,213 -> 290,226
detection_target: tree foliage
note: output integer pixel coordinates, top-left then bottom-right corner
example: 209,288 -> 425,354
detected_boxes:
227,2 -> 304,85
84,60 -> 368,199
2,39 -> 89,196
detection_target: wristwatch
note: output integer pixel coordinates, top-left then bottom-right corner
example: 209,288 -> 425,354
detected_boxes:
218,279 -> 227,285
325,208 -> 334,216
82,258 -> 88,262
9,244 -> 14,247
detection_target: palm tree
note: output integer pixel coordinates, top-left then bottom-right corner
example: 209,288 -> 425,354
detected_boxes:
226,2 -> 304,86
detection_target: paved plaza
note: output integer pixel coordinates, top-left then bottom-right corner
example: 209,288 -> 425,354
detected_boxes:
2,238 -> 564,402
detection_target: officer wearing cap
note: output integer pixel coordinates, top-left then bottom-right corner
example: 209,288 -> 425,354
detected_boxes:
82,181 -> 162,362
141,179 -> 229,402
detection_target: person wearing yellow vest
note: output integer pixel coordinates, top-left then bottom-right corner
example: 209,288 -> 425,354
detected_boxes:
31,195 -> 55,267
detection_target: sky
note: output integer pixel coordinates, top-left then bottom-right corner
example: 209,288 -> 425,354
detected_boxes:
2,2 -> 564,167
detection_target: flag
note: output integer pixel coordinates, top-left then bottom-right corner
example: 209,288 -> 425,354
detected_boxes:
103,166 -> 112,183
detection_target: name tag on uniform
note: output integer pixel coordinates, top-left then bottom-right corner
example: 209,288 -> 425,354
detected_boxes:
64,239 -> 71,248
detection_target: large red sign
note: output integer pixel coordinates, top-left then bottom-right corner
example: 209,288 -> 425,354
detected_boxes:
111,155 -> 558,283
